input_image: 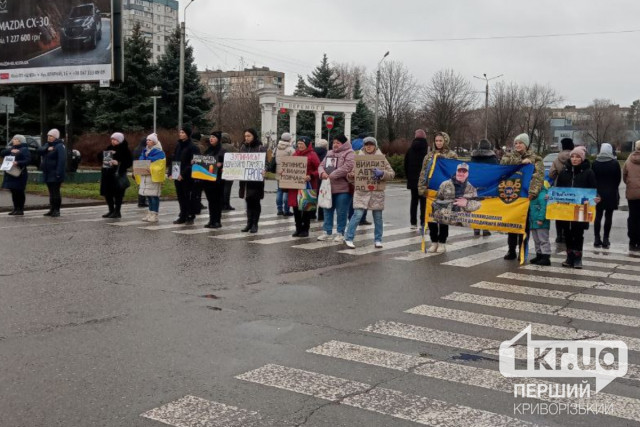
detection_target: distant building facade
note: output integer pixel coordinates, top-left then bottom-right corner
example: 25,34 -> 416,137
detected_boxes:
123,0 -> 179,63
199,67 -> 285,99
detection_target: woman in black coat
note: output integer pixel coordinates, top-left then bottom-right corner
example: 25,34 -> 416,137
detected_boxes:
38,128 -> 66,217
404,129 -> 428,229
201,131 -> 226,229
592,143 -> 621,248
171,125 -> 201,225
98,132 -> 133,218
1,134 -> 31,215
556,146 -> 599,269
238,128 -> 266,233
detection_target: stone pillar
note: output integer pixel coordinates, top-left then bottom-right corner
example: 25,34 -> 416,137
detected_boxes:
260,104 -> 271,142
289,110 -> 298,143
271,106 -> 279,148
344,112 -> 353,142
314,110 -> 322,143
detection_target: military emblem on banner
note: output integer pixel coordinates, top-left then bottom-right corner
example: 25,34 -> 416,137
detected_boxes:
498,178 -> 521,204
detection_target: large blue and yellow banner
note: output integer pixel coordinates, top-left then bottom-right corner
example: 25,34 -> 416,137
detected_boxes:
425,157 -> 534,234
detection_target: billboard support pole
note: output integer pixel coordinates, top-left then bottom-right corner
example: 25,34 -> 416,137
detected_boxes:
178,20 -> 185,131
40,86 -> 47,146
64,84 -> 73,170
5,105 -> 8,144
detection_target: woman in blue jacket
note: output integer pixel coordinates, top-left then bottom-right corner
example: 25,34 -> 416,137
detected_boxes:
38,129 -> 67,217
1,134 -> 31,215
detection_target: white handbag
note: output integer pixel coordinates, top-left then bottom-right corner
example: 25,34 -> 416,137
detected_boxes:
318,179 -> 332,209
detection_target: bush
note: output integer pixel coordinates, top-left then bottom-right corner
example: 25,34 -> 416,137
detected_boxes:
387,154 -> 405,179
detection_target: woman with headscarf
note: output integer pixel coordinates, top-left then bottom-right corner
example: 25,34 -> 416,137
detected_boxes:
238,128 -> 267,233
138,133 -> 166,223
417,131 -> 458,253
38,129 -> 66,217
405,129 -> 429,230
98,132 -> 133,218
556,146 -> 599,268
1,134 -> 31,215
170,125 -> 200,225
592,143 -> 621,248
288,136 -> 320,237
201,131 -> 226,228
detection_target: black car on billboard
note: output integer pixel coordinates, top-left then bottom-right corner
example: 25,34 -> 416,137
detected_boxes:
60,3 -> 103,51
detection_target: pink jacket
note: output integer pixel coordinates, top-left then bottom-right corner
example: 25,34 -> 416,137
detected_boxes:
318,141 -> 355,194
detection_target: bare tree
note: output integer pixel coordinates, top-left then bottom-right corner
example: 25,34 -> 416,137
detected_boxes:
577,99 -> 627,152
488,81 -> 523,150
375,60 -> 418,143
519,84 -> 563,153
204,76 -> 230,129
333,62 -> 367,99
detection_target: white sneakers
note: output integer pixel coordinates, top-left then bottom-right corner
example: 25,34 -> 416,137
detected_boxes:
142,212 -> 151,222
148,212 -> 159,223
410,224 -> 418,230
427,243 -> 438,253
374,241 -> 383,248
333,234 -> 344,243
344,240 -> 356,249
436,243 -> 447,253
317,232 -> 332,241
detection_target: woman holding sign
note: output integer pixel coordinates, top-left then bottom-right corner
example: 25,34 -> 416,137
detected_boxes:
288,136 -> 320,238
138,133 -> 166,223
344,137 -> 395,249
1,134 -> 31,216
201,131 -> 226,229
556,146 -> 599,269
98,132 -> 133,218
238,128 -> 267,233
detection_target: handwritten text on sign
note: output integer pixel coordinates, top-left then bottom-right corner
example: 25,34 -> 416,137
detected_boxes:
354,155 -> 386,191
222,152 -> 266,182
279,156 -> 308,189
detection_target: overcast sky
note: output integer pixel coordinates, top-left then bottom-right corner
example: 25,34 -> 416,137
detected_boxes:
183,0 -> 640,107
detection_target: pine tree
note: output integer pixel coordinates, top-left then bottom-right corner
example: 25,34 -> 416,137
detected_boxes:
307,54 -> 346,99
350,76 -> 373,136
293,75 -> 309,96
156,28 -> 212,131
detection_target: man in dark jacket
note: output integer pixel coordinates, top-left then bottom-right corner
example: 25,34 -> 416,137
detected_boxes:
170,125 -> 201,224
38,128 -> 66,217
470,139 -> 498,236
404,129 -> 428,229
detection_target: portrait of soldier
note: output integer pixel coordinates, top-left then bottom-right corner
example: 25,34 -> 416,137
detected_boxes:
432,162 -> 482,223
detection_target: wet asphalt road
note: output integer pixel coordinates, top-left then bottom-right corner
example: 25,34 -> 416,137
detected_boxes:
0,183 -> 639,427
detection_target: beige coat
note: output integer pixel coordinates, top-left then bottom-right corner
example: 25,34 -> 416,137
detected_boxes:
348,149 -> 395,210
417,132 -> 458,196
623,151 -> 640,200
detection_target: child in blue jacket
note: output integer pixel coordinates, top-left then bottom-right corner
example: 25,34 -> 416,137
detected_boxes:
529,180 -> 552,265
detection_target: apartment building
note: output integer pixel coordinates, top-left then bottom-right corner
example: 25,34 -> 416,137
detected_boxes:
199,67 -> 285,98
122,0 -> 179,63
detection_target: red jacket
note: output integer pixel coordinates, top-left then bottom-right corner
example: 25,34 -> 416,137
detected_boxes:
288,145 -> 320,208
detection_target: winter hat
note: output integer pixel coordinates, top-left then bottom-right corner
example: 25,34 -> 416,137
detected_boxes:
221,132 -> 232,145
333,134 -> 348,144
316,138 -> 328,149
110,132 -> 124,144
180,125 -> 192,139
48,128 -> 60,139
636,140 -> 640,151
12,134 -> 26,144
146,133 -> 159,145
514,133 -> 530,148
363,136 -> 378,148
478,139 -> 492,150
570,146 -> 587,161
560,137 -> 574,151
414,129 -> 427,139
599,143 -> 613,155
297,136 -> 312,148
210,131 -> 222,142
281,132 -> 292,142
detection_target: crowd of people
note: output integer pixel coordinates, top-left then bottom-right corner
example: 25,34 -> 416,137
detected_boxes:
2,128 -> 640,259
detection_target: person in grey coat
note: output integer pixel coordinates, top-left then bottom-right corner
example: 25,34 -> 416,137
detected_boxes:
1,134 -> 31,215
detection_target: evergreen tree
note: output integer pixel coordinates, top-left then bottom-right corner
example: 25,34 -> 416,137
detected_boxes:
350,76 -> 373,136
307,54 -> 346,99
91,22 -> 158,132
156,28 -> 212,131
293,75 -> 309,96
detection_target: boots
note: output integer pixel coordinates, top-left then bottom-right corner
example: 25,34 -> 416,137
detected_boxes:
602,237 -> 610,249
573,251 -> 583,269
562,250 -> 575,268
241,210 -> 252,232
250,210 -> 259,233
529,253 -> 542,264
50,198 -> 61,217
504,249 -> 517,260
292,223 -> 302,237
537,254 -> 551,266
594,235 -> 603,248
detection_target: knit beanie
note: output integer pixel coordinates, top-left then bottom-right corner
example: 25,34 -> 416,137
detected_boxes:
211,131 -> 222,142
180,125 -> 192,139
570,146 -> 587,161
514,133 -> 530,148
316,139 -> 328,149
48,128 -> 60,139
281,132 -> 292,142
297,136 -> 312,148
333,134 -> 348,144
147,133 -> 159,145
363,136 -> 378,148
560,137 -> 574,151
110,132 -> 124,144
12,134 -> 26,145
478,139 -> 492,150
414,129 -> 427,139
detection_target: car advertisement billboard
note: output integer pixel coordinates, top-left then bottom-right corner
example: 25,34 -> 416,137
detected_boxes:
0,0 -> 115,84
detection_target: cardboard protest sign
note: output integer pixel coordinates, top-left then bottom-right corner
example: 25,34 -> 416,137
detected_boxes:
1,155 -> 21,177
354,155 -> 387,191
133,160 -> 151,176
171,162 -> 181,180
222,152 -> 266,181
546,187 -> 597,222
191,155 -> 219,182
278,156 -> 308,189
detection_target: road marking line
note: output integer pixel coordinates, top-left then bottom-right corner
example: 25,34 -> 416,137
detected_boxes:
584,247 -> 639,257
213,223 -> 324,240
441,247 -> 506,267
236,364 -> 534,427
442,292 -> 640,327
307,340 -> 640,422
393,234 -> 503,261
291,224 -> 399,249
550,257 -> 640,272
520,265 -> 639,282
405,304 -> 640,352
338,235 -> 423,255
140,395 -> 264,427
140,214 -> 281,230
582,252 -> 640,263
471,281 -> 640,310
251,223 -> 367,245
498,272 -> 640,295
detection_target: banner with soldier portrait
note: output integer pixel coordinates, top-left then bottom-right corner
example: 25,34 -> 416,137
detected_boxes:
425,157 -> 534,234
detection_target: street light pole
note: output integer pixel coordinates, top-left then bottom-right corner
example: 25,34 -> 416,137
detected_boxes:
179,0 -> 196,131
151,86 -> 161,134
374,51 -> 389,139
473,73 -> 503,140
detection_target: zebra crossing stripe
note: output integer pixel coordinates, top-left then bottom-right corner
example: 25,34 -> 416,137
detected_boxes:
140,395 -> 264,427
291,224 -> 395,250
549,257 -> 640,272
498,272 -> 640,296
338,235 -> 424,255
307,340 -> 640,423
174,218 -> 293,235
214,223 -> 324,241
584,247 -> 638,257
441,248 -> 506,267
236,364 -> 534,427
520,265 -> 639,282
442,292 -> 640,328
393,234 -> 503,261
405,304 -> 640,352
471,281 -> 640,310
140,214 -> 280,231
582,252 -> 640,263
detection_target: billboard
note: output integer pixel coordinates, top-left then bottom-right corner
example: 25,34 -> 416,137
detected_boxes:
0,0 -> 118,84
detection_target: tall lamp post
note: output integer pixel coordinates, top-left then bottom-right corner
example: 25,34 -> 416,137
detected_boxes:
473,73 -> 503,140
374,51 -> 389,139
179,0 -> 197,130
151,86 -> 161,133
